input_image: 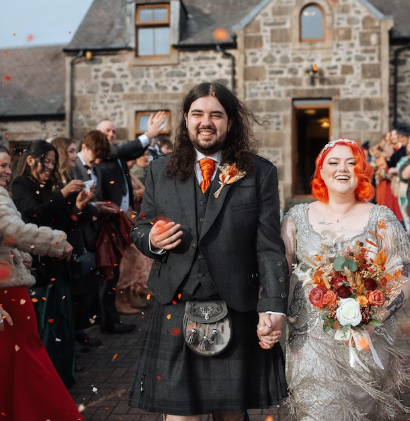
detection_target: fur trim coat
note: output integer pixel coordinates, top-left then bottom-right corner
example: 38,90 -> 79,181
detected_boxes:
0,187 -> 66,288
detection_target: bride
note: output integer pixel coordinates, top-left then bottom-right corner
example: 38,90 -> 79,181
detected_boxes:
282,139 -> 410,420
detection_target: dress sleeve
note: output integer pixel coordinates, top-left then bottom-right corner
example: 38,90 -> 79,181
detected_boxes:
281,212 -> 297,274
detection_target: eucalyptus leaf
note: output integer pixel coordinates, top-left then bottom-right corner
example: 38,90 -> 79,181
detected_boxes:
367,320 -> 383,327
342,324 -> 351,333
333,256 -> 346,272
344,258 -> 358,272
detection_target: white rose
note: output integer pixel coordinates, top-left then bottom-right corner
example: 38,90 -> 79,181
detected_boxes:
336,298 -> 362,326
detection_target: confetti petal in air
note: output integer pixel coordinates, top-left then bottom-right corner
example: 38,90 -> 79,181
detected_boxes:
171,328 -> 181,336
15,345 -> 19,352
20,299 -> 25,305
3,76 -> 12,82
78,404 -> 86,413
167,314 -> 171,320
213,28 -> 230,42
26,34 -> 34,42
112,353 -> 118,361
146,294 -> 151,300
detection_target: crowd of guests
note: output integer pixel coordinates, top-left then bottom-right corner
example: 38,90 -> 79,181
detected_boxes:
364,124 -> 410,231
0,114 -> 173,418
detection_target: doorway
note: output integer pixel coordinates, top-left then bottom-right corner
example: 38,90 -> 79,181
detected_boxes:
292,99 -> 331,196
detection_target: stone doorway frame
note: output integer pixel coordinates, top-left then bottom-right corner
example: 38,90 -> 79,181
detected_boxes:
291,99 -> 332,198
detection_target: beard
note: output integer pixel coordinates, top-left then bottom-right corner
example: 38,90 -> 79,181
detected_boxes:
188,126 -> 227,155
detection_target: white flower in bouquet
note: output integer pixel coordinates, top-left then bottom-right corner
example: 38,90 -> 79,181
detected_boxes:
336,298 -> 362,327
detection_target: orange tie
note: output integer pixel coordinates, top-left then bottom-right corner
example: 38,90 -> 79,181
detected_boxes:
199,158 -> 215,193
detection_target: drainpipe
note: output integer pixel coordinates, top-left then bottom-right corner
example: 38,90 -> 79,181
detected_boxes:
393,43 -> 410,128
68,50 -> 84,137
216,45 -> 236,93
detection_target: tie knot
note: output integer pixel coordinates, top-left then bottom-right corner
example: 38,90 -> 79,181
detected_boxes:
199,158 -> 215,193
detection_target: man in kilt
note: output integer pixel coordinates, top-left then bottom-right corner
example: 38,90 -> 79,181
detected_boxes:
129,82 -> 289,421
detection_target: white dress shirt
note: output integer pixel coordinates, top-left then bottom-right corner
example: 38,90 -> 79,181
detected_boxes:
78,152 -> 98,185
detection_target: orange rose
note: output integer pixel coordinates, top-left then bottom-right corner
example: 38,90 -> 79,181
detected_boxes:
367,290 -> 385,306
322,290 -> 337,306
356,296 -> 368,307
309,286 -> 327,308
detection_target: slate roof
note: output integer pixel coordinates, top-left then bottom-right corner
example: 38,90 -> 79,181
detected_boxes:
369,0 -> 410,39
66,0 -> 268,50
0,45 -> 65,117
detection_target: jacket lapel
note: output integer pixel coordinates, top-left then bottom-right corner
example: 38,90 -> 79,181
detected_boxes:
75,158 -> 90,181
175,176 -> 197,241
200,171 -> 232,241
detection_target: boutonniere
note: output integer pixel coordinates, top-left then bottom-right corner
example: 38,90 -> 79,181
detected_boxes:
214,163 -> 246,198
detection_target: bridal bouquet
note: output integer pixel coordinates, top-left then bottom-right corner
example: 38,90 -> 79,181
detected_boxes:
295,230 -> 405,371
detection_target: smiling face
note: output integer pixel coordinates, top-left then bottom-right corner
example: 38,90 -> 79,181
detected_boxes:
320,145 -> 358,196
0,153 -> 12,187
184,95 -> 233,155
29,150 -> 56,183
67,142 -> 78,168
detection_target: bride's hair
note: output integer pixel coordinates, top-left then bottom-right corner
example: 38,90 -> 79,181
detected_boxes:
311,140 -> 375,203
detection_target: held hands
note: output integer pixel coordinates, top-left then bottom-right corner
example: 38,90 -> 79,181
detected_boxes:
257,312 -> 285,350
61,180 -> 86,198
0,307 -> 13,331
150,220 -> 183,251
146,111 -> 167,140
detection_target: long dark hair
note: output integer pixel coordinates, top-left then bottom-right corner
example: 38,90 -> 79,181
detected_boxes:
165,82 -> 259,180
13,140 -> 60,189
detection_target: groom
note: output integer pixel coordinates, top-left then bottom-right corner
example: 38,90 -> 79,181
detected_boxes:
130,82 -> 289,420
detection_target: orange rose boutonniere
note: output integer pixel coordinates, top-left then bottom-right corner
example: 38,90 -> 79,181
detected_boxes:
214,163 -> 246,198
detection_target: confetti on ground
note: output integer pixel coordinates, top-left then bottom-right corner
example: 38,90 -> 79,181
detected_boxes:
112,353 -> 118,361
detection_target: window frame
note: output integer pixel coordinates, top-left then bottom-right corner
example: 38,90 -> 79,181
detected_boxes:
135,4 -> 171,57
300,3 -> 325,43
135,111 -> 171,136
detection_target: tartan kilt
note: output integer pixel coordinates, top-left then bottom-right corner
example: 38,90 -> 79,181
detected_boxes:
129,300 -> 288,415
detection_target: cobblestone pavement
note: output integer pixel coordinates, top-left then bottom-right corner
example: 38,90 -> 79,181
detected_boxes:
70,300 -> 410,421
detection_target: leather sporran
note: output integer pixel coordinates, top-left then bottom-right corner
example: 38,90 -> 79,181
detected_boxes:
183,300 -> 232,356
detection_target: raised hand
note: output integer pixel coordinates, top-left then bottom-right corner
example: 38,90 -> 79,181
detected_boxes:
146,111 -> 167,140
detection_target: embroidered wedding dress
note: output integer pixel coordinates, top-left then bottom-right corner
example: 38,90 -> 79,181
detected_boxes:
282,204 -> 410,421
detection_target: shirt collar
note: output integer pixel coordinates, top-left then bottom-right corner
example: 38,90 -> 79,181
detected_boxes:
195,149 -> 222,165
77,152 -> 87,167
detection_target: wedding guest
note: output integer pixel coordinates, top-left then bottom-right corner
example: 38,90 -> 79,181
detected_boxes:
130,149 -> 150,185
0,145 -> 82,420
158,136 -> 173,155
52,137 -> 102,347
11,140 -> 88,387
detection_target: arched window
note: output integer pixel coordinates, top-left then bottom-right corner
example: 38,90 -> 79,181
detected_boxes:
300,4 -> 324,42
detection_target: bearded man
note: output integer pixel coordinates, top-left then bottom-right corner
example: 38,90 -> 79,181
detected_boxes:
129,83 -> 289,421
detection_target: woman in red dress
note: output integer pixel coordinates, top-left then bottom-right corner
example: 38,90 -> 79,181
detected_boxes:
0,145 -> 83,421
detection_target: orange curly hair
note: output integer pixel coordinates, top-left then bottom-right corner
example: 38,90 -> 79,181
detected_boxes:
311,140 -> 375,203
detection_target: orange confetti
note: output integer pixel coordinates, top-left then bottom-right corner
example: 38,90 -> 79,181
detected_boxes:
69,31 -> 72,34
105,407 -> 109,410
48,319 -> 54,323
146,294 -> 151,300
27,34 -> 34,42
265,417 -> 274,421
213,28 -> 230,42
3,75 -> 12,82
369,231 -> 383,240
171,328 -> 181,336
112,353 -> 118,361
50,278 -> 56,282
377,219 -> 387,229
167,314 -> 171,320
41,297 -> 46,301
110,181 -> 115,184
365,239 -> 378,248
178,293 -> 182,300
32,298 -> 38,303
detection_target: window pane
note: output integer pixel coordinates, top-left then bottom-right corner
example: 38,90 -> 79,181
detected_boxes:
138,28 -> 154,56
138,115 -> 150,132
162,115 -> 168,131
139,8 -> 153,22
153,8 -> 167,22
301,6 -> 324,40
154,27 -> 170,55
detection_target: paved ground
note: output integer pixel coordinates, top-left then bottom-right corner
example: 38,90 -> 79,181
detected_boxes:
70,300 -> 410,421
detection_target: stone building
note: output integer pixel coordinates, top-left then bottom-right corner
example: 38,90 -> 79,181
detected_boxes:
1,0 -> 410,207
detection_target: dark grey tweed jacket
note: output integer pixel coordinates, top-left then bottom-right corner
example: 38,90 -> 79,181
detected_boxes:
131,154 -> 289,314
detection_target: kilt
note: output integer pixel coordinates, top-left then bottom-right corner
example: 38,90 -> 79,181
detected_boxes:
129,300 -> 288,415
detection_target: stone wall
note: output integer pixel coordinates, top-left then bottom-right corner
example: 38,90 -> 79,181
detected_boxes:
69,50 -> 233,140
239,0 -> 391,205
389,45 -> 410,128
0,118 -> 67,144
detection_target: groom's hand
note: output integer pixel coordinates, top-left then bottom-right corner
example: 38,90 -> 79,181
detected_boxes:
150,219 -> 183,251
257,312 -> 284,349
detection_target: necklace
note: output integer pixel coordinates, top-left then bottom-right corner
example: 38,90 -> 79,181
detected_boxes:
325,203 -> 357,223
